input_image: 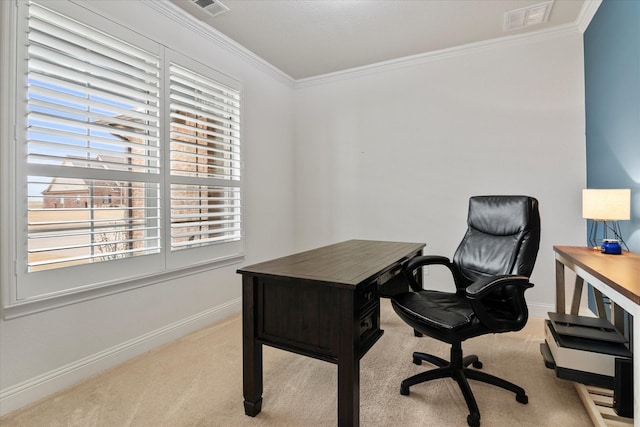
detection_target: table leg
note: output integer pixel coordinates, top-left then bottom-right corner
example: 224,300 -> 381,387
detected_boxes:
570,276 -> 584,315
592,288 -> 608,319
570,275 -> 609,319
555,259 -> 566,314
337,291 -> 359,427
611,303 -> 626,335
242,276 -> 263,416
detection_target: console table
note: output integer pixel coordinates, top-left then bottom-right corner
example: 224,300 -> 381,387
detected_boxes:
554,246 -> 639,426
238,240 -> 425,427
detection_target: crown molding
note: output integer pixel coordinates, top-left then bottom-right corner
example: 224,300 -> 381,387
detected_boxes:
142,0 -> 295,88
576,0 -> 602,33
295,23 -> 581,89
142,0 -> 590,91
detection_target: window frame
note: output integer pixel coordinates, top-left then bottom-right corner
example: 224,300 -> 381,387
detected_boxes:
0,0 -> 244,317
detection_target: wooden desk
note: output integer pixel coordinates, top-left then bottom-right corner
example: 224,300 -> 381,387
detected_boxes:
554,246 -> 640,426
238,240 -> 425,427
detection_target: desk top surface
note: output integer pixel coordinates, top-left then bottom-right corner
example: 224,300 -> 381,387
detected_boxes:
238,240 -> 425,287
554,245 -> 640,305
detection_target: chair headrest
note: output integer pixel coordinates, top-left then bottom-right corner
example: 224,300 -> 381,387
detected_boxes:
468,196 -> 539,236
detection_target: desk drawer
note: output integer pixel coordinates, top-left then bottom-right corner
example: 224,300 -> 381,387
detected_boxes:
358,304 -> 383,358
377,262 -> 403,285
356,280 -> 377,311
359,305 -> 380,342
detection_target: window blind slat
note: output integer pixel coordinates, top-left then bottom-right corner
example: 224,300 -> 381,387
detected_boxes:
28,233 -> 160,254
171,108 -> 237,136
171,234 -> 240,249
28,155 -> 160,176
28,98 -> 159,135
30,85 -> 159,123
28,134 -> 160,156
29,216 -> 157,228
28,62 -> 159,104
170,134 -> 238,155
28,244 -> 158,268
170,155 -> 241,168
170,159 -> 240,176
169,92 -> 240,122
29,4 -> 159,64
29,139 -> 159,165
27,166 -> 162,186
28,126 -> 160,154
170,127 -> 239,147
28,112 -> 159,144
171,120 -> 238,146
28,41 -> 159,90
170,127 -> 238,154
29,74 -> 160,114
170,65 -> 239,94
170,71 -> 241,108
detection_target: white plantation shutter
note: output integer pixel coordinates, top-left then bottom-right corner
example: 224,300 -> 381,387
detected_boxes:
6,1 -> 243,305
25,2 -> 162,275
169,63 -> 242,252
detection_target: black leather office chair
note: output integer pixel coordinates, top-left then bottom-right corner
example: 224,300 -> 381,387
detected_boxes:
391,195 -> 540,427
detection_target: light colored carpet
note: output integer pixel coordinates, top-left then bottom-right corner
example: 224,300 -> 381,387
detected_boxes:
1,298 -> 592,427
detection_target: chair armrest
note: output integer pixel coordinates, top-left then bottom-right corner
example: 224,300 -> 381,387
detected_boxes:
465,275 -> 531,299
465,275 -> 534,332
404,255 -> 453,292
405,255 -> 452,272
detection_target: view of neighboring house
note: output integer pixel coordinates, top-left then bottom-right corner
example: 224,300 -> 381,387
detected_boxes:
41,156 -> 126,209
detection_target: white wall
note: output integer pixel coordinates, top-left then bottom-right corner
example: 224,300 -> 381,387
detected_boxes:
293,33 -> 587,315
0,0 -> 295,414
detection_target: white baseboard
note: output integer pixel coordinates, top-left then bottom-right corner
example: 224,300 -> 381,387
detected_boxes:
0,297 -> 241,416
528,302 -> 597,320
528,302 -> 556,319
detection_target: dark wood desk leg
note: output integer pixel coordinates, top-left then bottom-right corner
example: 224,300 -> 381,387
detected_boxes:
555,259 -> 566,314
242,275 -> 263,416
337,290 -> 359,427
414,249 -> 424,337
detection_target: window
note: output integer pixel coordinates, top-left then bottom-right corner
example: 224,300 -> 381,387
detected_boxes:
2,1 -> 243,308
25,2 -> 162,275
168,63 -> 242,261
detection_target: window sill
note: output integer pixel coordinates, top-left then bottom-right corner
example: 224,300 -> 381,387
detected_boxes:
1,255 -> 244,319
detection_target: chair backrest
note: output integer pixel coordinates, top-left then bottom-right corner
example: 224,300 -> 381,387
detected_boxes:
452,196 -> 540,289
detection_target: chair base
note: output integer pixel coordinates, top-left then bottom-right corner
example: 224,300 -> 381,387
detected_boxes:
399,342 -> 528,427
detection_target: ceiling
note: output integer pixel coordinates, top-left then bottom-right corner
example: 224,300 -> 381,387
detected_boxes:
170,0 -> 588,80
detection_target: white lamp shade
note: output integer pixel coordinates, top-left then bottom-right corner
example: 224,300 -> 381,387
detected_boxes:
582,189 -> 631,220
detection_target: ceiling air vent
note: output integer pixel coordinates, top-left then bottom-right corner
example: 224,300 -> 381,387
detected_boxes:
192,0 -> 229,18
504,1 -> 554,31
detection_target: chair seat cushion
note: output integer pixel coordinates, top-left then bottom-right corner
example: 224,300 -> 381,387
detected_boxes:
391,290 -> 476,331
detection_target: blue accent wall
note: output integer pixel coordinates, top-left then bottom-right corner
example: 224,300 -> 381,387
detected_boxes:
584,0 -> 640,254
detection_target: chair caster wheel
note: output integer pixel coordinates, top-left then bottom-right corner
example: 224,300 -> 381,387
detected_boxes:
516,393 -> 528,404
472,360 -> 483,369
400,385 -> 410,396
467,413 -> 480,426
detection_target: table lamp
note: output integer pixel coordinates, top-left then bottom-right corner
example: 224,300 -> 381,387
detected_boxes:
582,189 -> 631,251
